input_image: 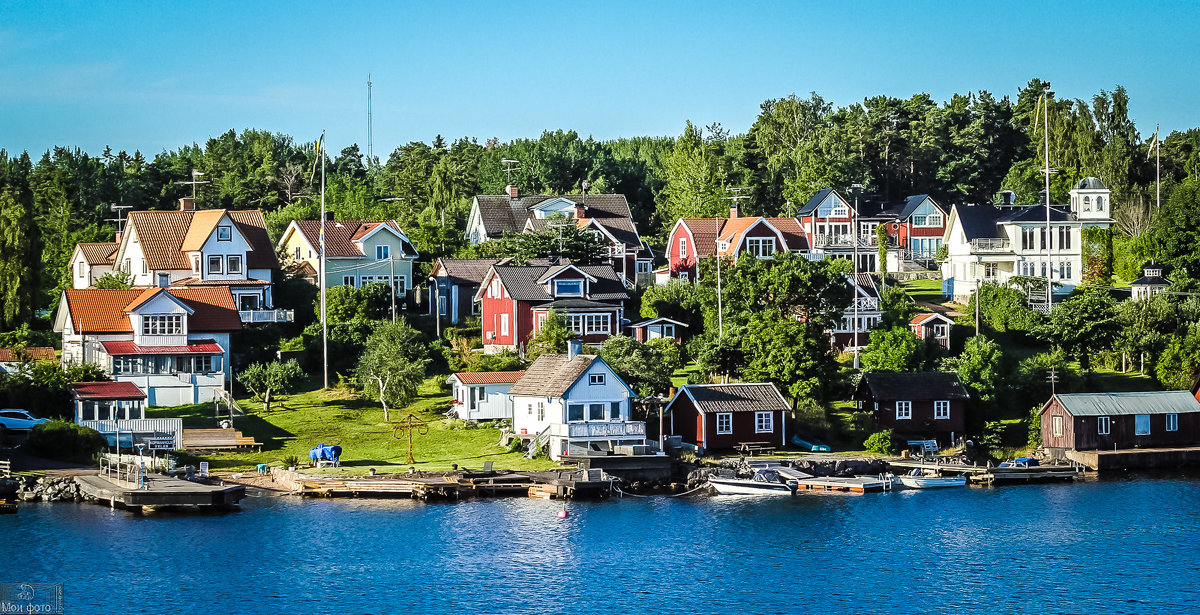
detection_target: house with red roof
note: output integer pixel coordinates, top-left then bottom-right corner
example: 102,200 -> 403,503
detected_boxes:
53,287 -> 242,406
446,370 -> 526,421
663,207 -> 809,282
909,312 -> 955,349
277,218 -> 418,303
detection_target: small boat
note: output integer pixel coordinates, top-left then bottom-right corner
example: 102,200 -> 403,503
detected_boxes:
997,457 -> 1039,469
0,499 -> 18,514
791,434 -> 831,452
708,469 -> 796,495
897,471 -> 967,489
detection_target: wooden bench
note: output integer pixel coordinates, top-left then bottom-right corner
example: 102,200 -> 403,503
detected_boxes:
738,442 -> 776,456
182,429 -> 262,452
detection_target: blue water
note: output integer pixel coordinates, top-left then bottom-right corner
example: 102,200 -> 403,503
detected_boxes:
4,475 -> 1200,614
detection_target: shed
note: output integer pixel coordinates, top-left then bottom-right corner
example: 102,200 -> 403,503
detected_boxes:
1040,391 -> 1200,450
445,370 -> 525,421
627,317 -> 688,343
857,371 -> 969,443
666,383 -> 789,451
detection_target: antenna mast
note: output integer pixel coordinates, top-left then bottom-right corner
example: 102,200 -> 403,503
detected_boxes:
501,158 -> 521,186
367,74 -> 374,168
106,203 -> 133,235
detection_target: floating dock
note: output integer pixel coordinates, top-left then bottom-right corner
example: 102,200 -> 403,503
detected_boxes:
887,460 -> 1083,484
793,476 -> 892,493
1062,446 -> 1200,471
294,469 -> 615,501
76,474 -> 245,511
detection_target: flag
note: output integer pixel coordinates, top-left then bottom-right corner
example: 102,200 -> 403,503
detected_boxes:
309,132 -> 324,183
1147,125 -> 1159,160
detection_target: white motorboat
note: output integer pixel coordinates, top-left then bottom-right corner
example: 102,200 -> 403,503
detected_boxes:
896,473 -> 967,489
708,469 -> 796,495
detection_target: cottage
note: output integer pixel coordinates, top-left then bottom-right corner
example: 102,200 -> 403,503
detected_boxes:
663,209 -> 808,282
68,242 -> 118,287
278,219 -> 418,302
70,381 -> 147,423
430,258 -> 503,324
1040,391 -> 1200,451
54,287 -> 242,406
909,312 -> 954,348
1130,262 -> 1170,300
446,370 -> 525,421
666,383 -> 790,452
627,317 -> 688,343
508,347 -> 644,460
857,371 -> 969,443
0,347 -> 56,373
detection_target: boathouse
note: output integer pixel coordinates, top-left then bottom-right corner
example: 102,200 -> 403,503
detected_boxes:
857,371 -> 969,443
1040,391 -> 1200,451
666,383 -> 790,452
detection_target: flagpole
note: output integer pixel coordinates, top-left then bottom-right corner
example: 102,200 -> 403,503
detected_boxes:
319,131 -> 329,390
1155,125 -> 1161,211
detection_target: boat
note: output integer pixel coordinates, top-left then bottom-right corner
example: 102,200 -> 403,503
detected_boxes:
0,499 -> 18,514
997,457 -> 1039,469
897,471 -> 967,489
708,469 -> 797,495
791,434 -> 831,452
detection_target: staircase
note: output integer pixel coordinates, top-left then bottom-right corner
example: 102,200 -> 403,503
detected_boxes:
524,426 -> 552,459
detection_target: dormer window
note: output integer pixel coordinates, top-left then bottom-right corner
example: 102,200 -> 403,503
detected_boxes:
142,315 -> 183,335
746,237 -> 775,259
1146,268 -> 1162,278
217,226 -> 232,241
554,279 -> 583,297
717,240 -> 730,253
376,245 -> 390,260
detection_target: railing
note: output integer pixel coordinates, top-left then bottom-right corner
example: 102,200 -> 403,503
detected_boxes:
970,238 -> 1011,252
81,418 -> 183,450
0,459 -> 9,478
550,421 -> 647,439
99,457 -> 144,489
524,425 -> 552,459
852,297 -> 879,311
239,309 -> 295,323
814,234 -> 875,249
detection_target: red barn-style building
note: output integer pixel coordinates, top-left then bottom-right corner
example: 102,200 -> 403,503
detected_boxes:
664,209 -> 808,282
666,383 -> 790,451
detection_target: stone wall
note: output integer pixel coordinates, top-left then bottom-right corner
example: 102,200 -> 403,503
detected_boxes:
13,476 -> 83,502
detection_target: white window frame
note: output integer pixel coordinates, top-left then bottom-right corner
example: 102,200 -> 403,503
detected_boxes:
755,411 -> 773,433
500,313 -> 510,336
208,255 -> 223,274
438,295 -> 447,316
217,226 -> 232,241
537,402 -> 545,422
746,237 -> 775,259
896,401 -> 912,420
933,324 -> 949,339
294,246 -> 301,261
141,315 -> 183,336
1097,416 -> 1111,435
680,271 -> 689,282
1166,413 -> 1178,432
1052,415 -> 1063,437
376,244 -> 390,260
589,373 -> 605,386
661,324 -> 675,339
934,400 -> 950,420
78,261 -> 85,277
679,237 -> 688,259
1135,414 -> 1151,435
716,412 -> 733,435
554,279 -> 584,297
227,255 -> 242,274
585,313 -> 610,334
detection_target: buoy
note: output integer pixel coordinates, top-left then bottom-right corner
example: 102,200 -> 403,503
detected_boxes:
557,509 -> 569,519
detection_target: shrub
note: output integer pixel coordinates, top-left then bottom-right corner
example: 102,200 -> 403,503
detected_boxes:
24,419 -> 107,464
282,454 -> 300,469
863,429 -> 897,456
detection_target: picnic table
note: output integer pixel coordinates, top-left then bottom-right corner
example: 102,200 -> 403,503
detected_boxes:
738,441 -> 776,456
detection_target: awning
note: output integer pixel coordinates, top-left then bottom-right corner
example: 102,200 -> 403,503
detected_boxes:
101,340 -> 224,355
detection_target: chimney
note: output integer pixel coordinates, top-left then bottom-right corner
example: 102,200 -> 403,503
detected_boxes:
114,231 -> 123,244
730,205 -> 740,219
178,197 -> 195,211
668,386 -> 677,399
506,185 -> 519,199
325,211 -> 335,221
575,203 -> 587,219
567,340 -> 582,360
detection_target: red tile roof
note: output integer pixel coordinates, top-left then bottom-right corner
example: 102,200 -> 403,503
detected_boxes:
101,340 -> 224,355
0,347 -> 56,362
70,381 -> 146,400
77,242 -> 119,265
124,209 -> 278,271
62,288 -> 242,333
292,220 -> 413,258
452,371 -> 526,385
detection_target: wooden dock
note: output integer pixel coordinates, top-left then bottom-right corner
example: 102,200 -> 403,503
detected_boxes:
296,469 -> 614,501
299,476 -> 461,500
793,476 -> 892,494
887,460 -> 1083,484
76,474 -> 245,511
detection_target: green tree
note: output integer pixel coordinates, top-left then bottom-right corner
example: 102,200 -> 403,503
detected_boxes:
93,270 -> 133,289
356,321 -> 429,421
639,279 -> 708,332
526,310 -> 574,362
659,121 -> 726,229
879,285 -> 918,328
944,336 -> 1004,404
1154,178 -> 1200,287
598,335 -> 673,397
861,326 -> 924,372
498,219 -> 609,265
1037,288 -> 1120,370
237,359 -> 304,412
741,310 -> 841,404
965,282 -> 1041,333
1155,324 -> 1200,390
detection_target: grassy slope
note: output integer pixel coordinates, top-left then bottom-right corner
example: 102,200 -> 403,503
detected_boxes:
148,382 -> 557,474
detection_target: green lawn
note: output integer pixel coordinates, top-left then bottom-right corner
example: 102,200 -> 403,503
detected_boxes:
897,278 -> 947,304
147,382 -> 558,474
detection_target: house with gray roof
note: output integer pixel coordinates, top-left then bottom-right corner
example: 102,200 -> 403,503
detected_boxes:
665,383 -> 791,452
856,371 -> 970,443
940,177 -> 1114,304
509,348 -> 643,460
464,186 -> 652,286
1040,391 -> 1200,451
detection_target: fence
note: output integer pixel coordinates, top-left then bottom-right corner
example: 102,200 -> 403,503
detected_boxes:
81,418 -> 183,450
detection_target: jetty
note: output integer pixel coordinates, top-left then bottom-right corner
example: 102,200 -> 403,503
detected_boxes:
887,459 -> 1084,484
793,475 -> 893,493
76,461 -> 244,511
289,468 -> 616,501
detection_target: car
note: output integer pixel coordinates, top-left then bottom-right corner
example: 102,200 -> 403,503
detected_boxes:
0,409 -> 49,431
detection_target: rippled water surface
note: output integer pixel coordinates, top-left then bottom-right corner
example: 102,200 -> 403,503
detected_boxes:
4,474 -> 1200,614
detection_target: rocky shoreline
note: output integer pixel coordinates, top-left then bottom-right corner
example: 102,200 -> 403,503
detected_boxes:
3,476 -> 85,503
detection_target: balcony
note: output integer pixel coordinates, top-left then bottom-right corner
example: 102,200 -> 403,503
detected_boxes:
239,309 -> 295,323
814,234 -> 877,249
970,238 -> 1011,253
549,421 -> 646,439
852,297 -> 879,311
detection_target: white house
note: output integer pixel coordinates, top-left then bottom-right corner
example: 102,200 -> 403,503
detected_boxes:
277,219 -> 418,299
508,347 -> 645,460
54,287 -> 242,406
446,370 -> 525,421
941,178 -> 1114,304
68,242 -> 118,288
833,273 -> 884,351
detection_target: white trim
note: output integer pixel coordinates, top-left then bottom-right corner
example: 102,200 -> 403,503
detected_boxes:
716,412 -> 732,435
896,401 -> 912,420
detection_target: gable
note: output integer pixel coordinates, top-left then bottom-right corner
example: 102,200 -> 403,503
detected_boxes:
563,358 -> 634,399
815,192 -> 850,218
531,197 -> 579,219
128,290 -> 194,316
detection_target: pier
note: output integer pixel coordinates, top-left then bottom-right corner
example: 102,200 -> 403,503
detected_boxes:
887,460 -> 1083,484
1062,446 -> 1200,471
290,468 -> 616,501
793,476 -> 892,493
76,473 -> 245,511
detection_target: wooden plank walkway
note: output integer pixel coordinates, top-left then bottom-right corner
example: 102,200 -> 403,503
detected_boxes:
296,469 -> 615,501
794,476 -> 891,494
888,460 -> 1083,484
76,474 -> 245,510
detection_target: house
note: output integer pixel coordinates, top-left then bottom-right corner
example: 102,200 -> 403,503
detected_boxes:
430,258 -> 503,325
54,287 -> 242,406
1130,262 -> 1170,300
446,370 -> 525,421
940,178 -> 1114,304
663,208 -> 809,281
476,261 -> 629,353
857,371 -> 970,443
1040,391 -> 1200,451
833,273 -> 884,351
69,242 -> 118,288
464,187 -> 652,285
71,198 -> 285,320
627,317 -> 687,343
277,218 -> 418,300
797,189 -> 946,272
909,312 -> 955,348
508,348 -> 644,460
0,347 -> 56,373
70,381 -> 146,423
665,383 -> 791,452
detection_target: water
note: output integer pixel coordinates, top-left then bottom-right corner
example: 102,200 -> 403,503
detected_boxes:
5,475 -> 1200,615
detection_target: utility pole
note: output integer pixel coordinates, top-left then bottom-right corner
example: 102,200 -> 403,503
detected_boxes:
1047,366 -> 1058,396
851,183 -> 864,369
389,256 -> 397,324
318,132 -> 329,390
1040,83 -> 1056,312
366,74 -> 373,168
975,277 -> 981,339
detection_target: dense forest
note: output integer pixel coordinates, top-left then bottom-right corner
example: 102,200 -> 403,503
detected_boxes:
3,78 -> 1200,335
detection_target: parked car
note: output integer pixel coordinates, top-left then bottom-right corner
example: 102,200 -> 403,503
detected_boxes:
0,409 -> 48,431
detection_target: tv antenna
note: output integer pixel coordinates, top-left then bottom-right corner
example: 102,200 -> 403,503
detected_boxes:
173,169 -> 211,200
501,158 -> 521,185
106,203 -> 133,235
367,73 -> 374,167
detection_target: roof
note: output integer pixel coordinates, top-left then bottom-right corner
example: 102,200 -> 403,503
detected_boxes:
999,205 -> 1072,223
169,277 -> 272,287
1050,391 -> 1200,417
629,317 -> 688,328
852,273 -> 882,299
473,194 -> 641,248
450,371 -> 526,385
1075,177 -> 1107,190
1132,262 -> 1170,287
70,381 -> 146,401
537,299 -> 619,310
764,217 -> 810,250
675,383 -> 790,414
798,188 -> 837,215
290,220 -> 416,258
952,205 -> 1006,240
508,354 -> 599,397
61,288 -> 242,333
678,216 -> 808,257
101,340 -> 223,355
677,218 -> 722,258
433,258 -> 502,285
125,209 -> 278,271
860,372 -> 970,401
897,195 -> 936,220
488,263 -> 628,302
910,312 -> 953,326
77,242 -> 118,265
0,347 -> 56,362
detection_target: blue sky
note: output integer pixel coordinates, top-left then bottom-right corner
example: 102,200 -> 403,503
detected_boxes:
2,1 -> 1197,157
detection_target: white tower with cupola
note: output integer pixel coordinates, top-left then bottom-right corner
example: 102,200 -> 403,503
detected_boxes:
1070,177 -> 1111,220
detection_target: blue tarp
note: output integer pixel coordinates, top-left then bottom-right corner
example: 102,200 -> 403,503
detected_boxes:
309,444 -> 342,462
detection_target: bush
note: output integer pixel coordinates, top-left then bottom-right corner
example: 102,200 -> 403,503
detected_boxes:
863,429 -> 897,456
24,419 -> 108,464
282,454 -> 300,469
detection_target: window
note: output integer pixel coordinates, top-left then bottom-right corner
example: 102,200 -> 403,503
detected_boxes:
1039,227 -> 1047,250
927,214 -> 942,227
1135,414 -> 1150,435
227,255 -> 242,274
716,413 -> 733,435
217,226 -> 232,241
537,402 -> 545,422
679,237 -> 688,259
192,256 -> 201,273
589,403 -> 605,421
142,315 -> 183,335
343,275 -> 356,287
142,260 -> 148,274
123,258 -> 131,272
1098,416 -> 1111,435
208,255 -> 223,274
1053,415 -> 1063,437
1083,196 -> 1092,211
526,403 -> 532,415
896,401 -> 912,420
157,273 -> 170,288
554,279 -> 583,297
1022,227 -> 1036,251
746,237 -> 775,259
394,276 -> 407,293
661,324 -> 675,339
933,324 -> 949,339
912,215 -> 927,226
680,271 -> 689,282
78,261 -> 85,277
568,404 -> 584,421
585,314 -> 610,334
609,402 -> 621,420
1095,196 -> 1104,211
500,313 -> 510,336
294,246 -> 301,260
755,411 -> 773,433
589,373 -> 605,386
438,295 -> 447,316
934,401 -> 950,420
831,204 -> 848,217
1166,413 -> 1178,432
1059,226 -> 1071,249
636,261 -> 651,274
376,245 -> 390,260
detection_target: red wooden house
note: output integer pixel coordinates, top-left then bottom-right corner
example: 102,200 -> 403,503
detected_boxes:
1040,391 -> 1200,451
798,189 -> 947,272
663,208 -> 808,282
909,312 -> 954,349
856,371 -> 969,444
666,383 -> 790,452
476,262 -> 629,353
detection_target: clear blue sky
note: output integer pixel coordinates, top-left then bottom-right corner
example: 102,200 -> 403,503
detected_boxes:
2,0 -> 1197,157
